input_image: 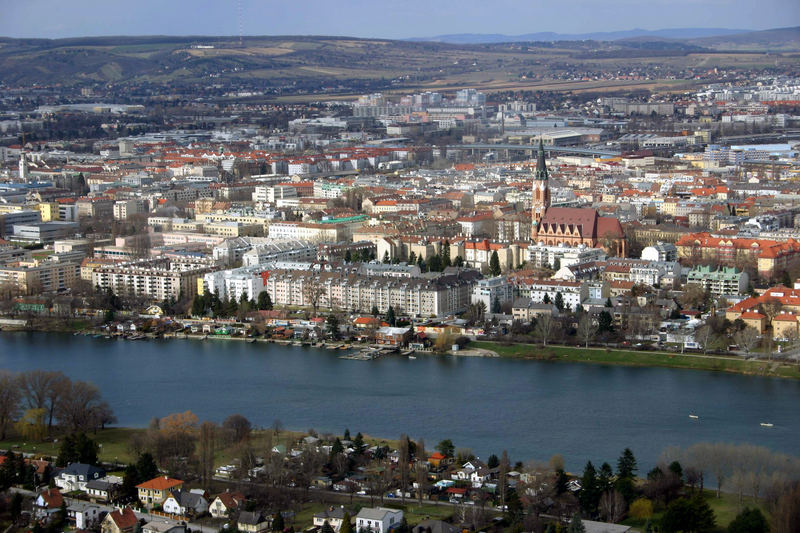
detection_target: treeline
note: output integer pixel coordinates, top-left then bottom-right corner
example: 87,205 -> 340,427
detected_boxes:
191,290 -> 273,318
0,369 -> 115,440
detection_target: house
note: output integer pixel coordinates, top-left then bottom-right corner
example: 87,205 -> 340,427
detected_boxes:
86,478 -> 121,502
427,452 -> 451,469
67,502 -> 101,529
162,489 -> 209,516
355,507 -> 404,533
313,507 -> 351,532
34,488 -> 64,521
411,520 -> 459,533
101,507 -> 138,533
237,511 -> 271,533
209,491 -> 244,518
375,326 -> 412,347
142,521 -> 187,533
137,476 -> 184,507
55,463 -> 106,493
311,476 -> 333,489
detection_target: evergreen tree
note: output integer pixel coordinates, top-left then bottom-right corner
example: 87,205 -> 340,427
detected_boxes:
555,292 -> 564,311
352,432 -> 365,454
383,251 -> 390,264
661,496 -> 715,533
605,297 -> 613,307
321,521 -> 334,533
598,311 -> 614,333
489,251 -> 501,276
272,512 -> 285,532
579,461 -> 600,517
257,291 -> 273,310
543,293 -> 551,304
598,462 -> 614,493
728,508 -> 768,533
344,250 -> 352,263
370,306 -> 379,317
567,513 -> 586,533
492,296 -> 501,314
487,454 -> 499,468
385,306 -> 396,327
340,513 -> 353,533
617,448 -> 638,479
408,251 -> 416,265
428,254 -> 442,272
453,256 -> 465,267
441,240 -> 452,268
136,452 -> 159,482
553,257 -> 561,271
326,315 -> 340,340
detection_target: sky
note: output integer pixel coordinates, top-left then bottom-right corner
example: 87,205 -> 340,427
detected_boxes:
1,0 -> 799,40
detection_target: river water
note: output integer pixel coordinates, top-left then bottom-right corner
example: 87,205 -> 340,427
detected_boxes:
1,332 -> 798,470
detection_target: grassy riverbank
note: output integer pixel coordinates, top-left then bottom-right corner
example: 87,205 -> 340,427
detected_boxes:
470,341 -> 800,379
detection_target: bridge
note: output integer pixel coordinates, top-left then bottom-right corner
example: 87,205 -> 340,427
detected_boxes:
448,144 -> 622,157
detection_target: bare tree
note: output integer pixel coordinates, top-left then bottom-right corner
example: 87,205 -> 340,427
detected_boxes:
198,421 -> 217,488
303,275 -> 326,317
56,380 -> 105,433
19,370 -> 69,429
0,372 -> 20,439
734,327 -> 760,354
399,435 -> 409,504
222,414 -> 252,444
577,314 -> 595,348
534,313 -> 558,347
499,450 -> 510,513
416,437 -> 427,505
599,490 -> 626,523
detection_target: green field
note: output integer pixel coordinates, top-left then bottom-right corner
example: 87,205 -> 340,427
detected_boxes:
470,341 -> 800,379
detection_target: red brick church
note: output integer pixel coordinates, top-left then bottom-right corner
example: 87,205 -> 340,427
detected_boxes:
530,140 -> 626,256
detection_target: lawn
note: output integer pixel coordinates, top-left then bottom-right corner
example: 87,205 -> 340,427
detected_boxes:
470,341 -> 800,379
0,427 -> 140,463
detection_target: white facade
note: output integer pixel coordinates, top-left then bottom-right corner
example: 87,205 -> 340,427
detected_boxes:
355,508 -> 404,533
203,266 -> 266,301
471,276 -> 515,310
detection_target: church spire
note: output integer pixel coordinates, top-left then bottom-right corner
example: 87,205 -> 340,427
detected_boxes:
533,138 -> 548,180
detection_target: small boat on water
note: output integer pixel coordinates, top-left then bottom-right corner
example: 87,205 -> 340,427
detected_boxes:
760,422 -> 774,427
248,338 -> 257,343
689,414 -> 699,419
408,356 -> 417,360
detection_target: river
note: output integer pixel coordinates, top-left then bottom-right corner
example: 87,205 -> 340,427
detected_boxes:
1,332 -> 798,470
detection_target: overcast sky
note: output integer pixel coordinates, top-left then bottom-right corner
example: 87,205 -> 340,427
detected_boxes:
2,0 -> 799,40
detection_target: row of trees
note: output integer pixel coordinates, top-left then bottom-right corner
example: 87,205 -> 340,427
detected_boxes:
191,290 -> 273,318
0,370 -> 115,440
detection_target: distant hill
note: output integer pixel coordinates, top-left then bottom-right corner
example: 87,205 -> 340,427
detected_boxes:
688,26 -> 800,50
407,28 -> 750,44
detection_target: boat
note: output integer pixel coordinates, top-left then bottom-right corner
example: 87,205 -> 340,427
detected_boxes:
408,356 -> 417,360
689,414 -> 699,419
760,422 -> 774,427
248,338 -> 257,343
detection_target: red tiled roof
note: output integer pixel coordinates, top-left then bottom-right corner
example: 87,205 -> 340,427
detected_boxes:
137,476 -> 183,491
109,507 -> 138,530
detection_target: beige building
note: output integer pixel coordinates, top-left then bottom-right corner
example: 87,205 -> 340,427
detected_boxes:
0,257 -> 80,294
91,258 -> 215,300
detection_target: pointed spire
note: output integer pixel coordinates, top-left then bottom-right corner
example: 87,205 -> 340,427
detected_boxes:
534,138 -> 548,181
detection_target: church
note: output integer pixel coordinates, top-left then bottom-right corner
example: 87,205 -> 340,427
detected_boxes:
530,140 -> 626,256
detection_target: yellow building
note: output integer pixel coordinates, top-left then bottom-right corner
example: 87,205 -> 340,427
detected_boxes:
38,202 -> 60,222
136,477 -> 183,506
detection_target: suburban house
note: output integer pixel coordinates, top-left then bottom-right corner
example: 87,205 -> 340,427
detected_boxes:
427,452 -> 452,469
162,489 -> 209,516
237,511 -> 271,533
137,476 -> 184,507
101,507 -> 138,533
55,463 -> 106,492
313,507 -> 351,532
67,502 -> 101,529
142,521 -> 187,533
355,507 -> 404,533
34,488 -> 64,521
86,478 -> 121,502
209,491 -> 244,518
411,520 -> 459,533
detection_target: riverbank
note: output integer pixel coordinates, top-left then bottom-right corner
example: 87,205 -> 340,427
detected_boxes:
470,341 -> 800,379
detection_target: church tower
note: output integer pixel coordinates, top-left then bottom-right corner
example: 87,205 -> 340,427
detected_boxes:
530,139 -> 550,240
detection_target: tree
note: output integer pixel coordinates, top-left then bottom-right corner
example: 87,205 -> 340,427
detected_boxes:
272,512 -> 285,532
340,513 -> 353,533
16,408 -> 47,443
56,433 -> 99,466
19,369 -> 69,429
222,414 -> 251,444
579,461 -> 600,517
0,371 -> 20,439
772,483 -> 800,533
487,454 -> 499,469
728,508 -> 769,533
56,380 -> 107,433
577,314 -> 595,348
326,314 -> 341,340
734,327 -> 760,354
399,434 -> 410,504
136,452 -> 159,481
453,256 -> 465,267
321,521 -> 335,533
435,439 -> 455,458
555,292 -> 565,312
489,251 -> 501,276
198,421 -> 216,488
599,490 -> 626,523
385,306 -> 396,327
628,498 -> 653,521
382,251 -> 390,264
567,513 -> 586,533
257,291 -> 273,310
661,496 -> 716,533
491,296 -> 501,314
535,313 -> 558,347
681,283 -> 709,311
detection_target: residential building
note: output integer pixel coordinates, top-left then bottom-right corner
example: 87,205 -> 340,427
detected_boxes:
314,507 -> 351,533
101,508 -> 138,533
686,265 -> 749,296
162,490 -> 209,516
375,326 -> 412,346
209,491 -> 244,518
54,463 -> 105,493
142,522 -> 186,533
34,489 -> 64,521
67,502 -> 101,529
136,476 -> 184,506
0,257 -> 80,294
471,276 -> 515,310
92,259 -> 214,300
237,512 -> 270,533
113,200 -> 148,220
355,507 -> 404,533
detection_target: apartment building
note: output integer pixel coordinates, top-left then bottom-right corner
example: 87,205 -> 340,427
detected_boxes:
686,265 -> 749,296
0,257 -> 80,294
91,258 -> 215,300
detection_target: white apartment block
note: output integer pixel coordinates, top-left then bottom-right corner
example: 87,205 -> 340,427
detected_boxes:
471,276 -> 515,309
92,258 -> 214,300
203,266 -> 266,302
514,279 -> 586,311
